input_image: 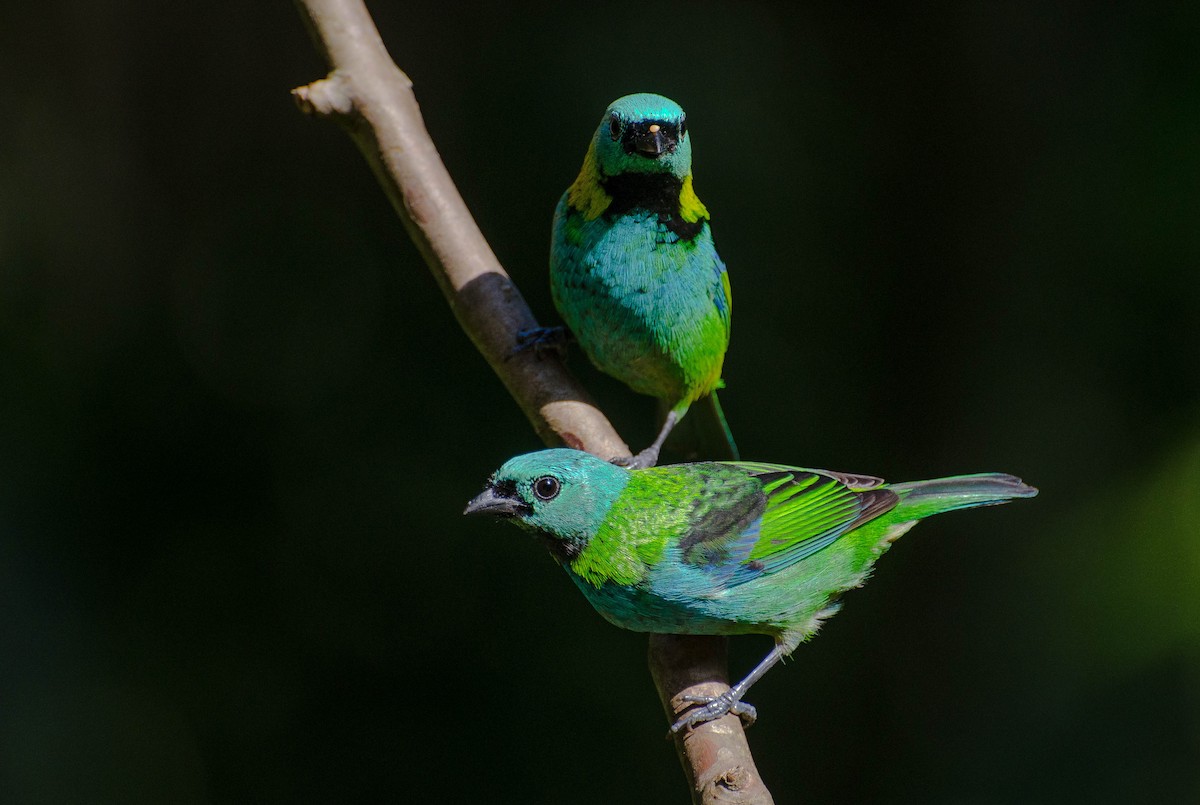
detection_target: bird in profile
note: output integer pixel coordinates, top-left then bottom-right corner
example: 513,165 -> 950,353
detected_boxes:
526,93 -> 735,468
465,448 -> 1037,733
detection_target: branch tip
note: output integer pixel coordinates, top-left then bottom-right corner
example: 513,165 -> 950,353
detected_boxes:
292,74 -> 353,117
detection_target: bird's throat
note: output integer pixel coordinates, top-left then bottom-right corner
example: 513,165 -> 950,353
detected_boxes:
536,530 -> 582,564
599,172 -> 706,240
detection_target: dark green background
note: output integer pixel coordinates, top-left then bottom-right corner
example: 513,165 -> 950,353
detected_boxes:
3,2 -> 1197,802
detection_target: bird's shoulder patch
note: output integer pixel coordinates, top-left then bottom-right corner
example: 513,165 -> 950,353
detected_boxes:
569,472 -> 690,588
679,174 -> 709,223
566,144 -> 612,220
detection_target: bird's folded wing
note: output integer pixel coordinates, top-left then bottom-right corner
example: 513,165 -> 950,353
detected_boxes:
687,465 -> 899,586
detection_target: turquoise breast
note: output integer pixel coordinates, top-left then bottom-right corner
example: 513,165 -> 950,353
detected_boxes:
550,197 -> 729,405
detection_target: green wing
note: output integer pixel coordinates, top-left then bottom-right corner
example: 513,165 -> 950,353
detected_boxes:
745,467 -> 897,573
681,463 -> 899,583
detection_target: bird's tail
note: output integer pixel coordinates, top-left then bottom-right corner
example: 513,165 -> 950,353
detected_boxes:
890,473 -> 1038,521
659,392 -> 740,462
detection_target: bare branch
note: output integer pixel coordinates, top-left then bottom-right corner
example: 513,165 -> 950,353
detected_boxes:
292,1 -> 773,801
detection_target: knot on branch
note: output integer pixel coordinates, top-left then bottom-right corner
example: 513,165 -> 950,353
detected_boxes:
701,760 -> 769,804
292,72 -> 354,118
715,765 -> 750,792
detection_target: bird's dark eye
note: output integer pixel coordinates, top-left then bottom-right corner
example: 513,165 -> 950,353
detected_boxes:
609,114 -> 621,140
679,117 -> 687,138
533,476 -> 561,501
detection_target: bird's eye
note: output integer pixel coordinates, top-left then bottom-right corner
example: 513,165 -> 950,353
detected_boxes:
679,117 -> 687,138
609,114 -> 621,140
533,476 -> 561,501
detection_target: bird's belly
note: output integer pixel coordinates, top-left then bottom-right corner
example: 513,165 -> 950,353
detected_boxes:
564,544 -> 872,642
565,565 -> 781,638
551,212 -> 727,404
570,573 -> 751,635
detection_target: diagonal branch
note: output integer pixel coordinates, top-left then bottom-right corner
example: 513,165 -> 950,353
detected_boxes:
291,1 -> 773,801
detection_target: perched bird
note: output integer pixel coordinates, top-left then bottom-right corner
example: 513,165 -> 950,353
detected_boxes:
532,93 -> 735,468
465,448 -> 1037,733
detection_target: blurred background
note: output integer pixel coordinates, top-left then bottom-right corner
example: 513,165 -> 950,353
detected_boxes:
2,2 -> 1197,802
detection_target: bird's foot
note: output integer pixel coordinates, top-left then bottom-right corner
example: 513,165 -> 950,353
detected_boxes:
610,445 -> 661,470
510,326 -> 571,361
670,691 -> 758,734
611,410 -> 677,470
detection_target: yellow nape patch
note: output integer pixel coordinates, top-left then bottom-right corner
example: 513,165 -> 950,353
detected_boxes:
566,144 -> 611,220
679,174 -> 709,223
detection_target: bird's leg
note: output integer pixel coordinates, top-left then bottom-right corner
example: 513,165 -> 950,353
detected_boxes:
509,326 -> 573,361
611,410 -> 678,470
670,642 -> 789,734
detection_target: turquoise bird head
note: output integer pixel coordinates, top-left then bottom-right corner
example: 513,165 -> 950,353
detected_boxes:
463,448 -> 630,558
591,93 -> 693,180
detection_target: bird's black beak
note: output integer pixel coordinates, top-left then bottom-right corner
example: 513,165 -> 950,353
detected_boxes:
463,485 -> 529,518
622,121 -> 678,159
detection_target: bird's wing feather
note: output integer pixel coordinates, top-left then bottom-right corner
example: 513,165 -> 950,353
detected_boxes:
669,465 -> 766,569
728,461 -> 887,490
714,257 -> 732,336
679,464 -> 899,586
746,469 -> 898,572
